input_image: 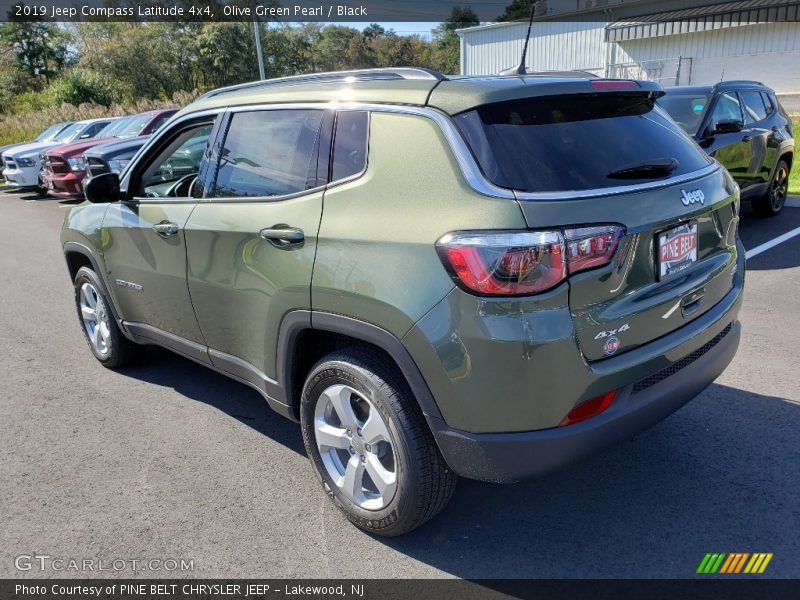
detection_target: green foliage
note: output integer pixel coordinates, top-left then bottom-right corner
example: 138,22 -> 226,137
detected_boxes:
46,69 -> 117,107
2,19 -> 475,118
0,91 -> 196,147
790,120 -> 800,195
497,0 -> 546,22
432,7 -> 480,75
0,19 -> 71,86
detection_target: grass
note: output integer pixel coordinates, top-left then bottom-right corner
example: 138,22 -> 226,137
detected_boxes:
790,119 -> 800,196
0,91 -> 197,147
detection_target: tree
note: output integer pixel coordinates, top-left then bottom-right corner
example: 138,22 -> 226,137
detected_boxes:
497,0 -> 548,22
74,23 -> 194,102
0,19 -> 71,87
193,23 -> 258,89
431,7 -> 480,75
311,26 -> 365,72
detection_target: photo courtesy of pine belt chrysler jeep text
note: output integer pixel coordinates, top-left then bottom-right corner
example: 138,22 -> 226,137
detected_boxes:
61,68 -> 745,536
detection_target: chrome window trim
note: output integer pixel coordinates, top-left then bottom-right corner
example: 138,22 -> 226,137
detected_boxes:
133,102 -> 722,204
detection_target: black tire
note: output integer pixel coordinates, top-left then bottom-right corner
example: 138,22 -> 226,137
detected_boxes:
73,266 -> 139,369
300,347 -> 457,536
753,159 -> 790,217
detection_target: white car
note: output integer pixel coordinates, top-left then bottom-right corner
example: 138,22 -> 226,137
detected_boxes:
2,118 -> 117,189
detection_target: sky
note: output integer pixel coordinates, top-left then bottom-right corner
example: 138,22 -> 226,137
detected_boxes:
318,22 -> 442,40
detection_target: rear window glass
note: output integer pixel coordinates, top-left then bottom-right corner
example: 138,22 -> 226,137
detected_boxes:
656,92 -> 710,134
454,93 -> 712,193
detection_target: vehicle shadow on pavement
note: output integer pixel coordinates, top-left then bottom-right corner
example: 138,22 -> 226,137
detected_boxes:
110,348 -> 798,578
384,383 -> 799,578
117,346 -> 306,456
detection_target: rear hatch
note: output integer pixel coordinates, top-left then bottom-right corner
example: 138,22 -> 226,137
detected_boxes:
445,82 -> 740,361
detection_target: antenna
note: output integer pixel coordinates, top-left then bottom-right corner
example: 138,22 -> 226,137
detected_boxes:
500,1 -> 537,76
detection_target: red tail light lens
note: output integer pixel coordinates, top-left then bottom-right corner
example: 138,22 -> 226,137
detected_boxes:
590,80 -> 639,90
436,231 -> 566,296
564,225 -> 624,274
559,390 -> 618,427
437,226 -> 624,297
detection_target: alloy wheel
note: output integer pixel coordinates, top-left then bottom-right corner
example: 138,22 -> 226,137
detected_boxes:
771,165 -> 788,211
313,384 -> 397,510
79,282 -> 111,356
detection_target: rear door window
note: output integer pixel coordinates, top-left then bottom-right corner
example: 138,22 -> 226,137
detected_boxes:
740,91 -> 768,124
761,92 -> 775,116
454,93 -> 712,193
214,109 -> 324,198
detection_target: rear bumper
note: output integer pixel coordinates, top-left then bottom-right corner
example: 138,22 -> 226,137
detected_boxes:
433,317 -> 740,483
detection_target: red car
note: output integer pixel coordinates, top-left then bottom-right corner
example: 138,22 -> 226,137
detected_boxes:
42,109 -> 177,198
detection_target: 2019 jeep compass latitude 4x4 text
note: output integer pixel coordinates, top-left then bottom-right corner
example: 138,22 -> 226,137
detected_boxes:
61,69 -> 744,536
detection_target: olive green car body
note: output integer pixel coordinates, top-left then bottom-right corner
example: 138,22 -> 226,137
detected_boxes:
62,70 -> 744,483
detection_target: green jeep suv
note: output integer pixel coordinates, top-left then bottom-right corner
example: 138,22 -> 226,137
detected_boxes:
61,68 -> 745,536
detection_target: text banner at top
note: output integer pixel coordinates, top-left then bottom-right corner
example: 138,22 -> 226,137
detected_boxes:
3,0 -> 800,23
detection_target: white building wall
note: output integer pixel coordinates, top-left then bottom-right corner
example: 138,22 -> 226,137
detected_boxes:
460,20 -> 800,93
613,22 -> 800,92
461,21 -> 607,76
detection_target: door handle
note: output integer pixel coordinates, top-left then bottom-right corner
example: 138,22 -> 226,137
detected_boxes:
259,225 -> 304,245
741,135 -> 752,142
152,222 -> 179,237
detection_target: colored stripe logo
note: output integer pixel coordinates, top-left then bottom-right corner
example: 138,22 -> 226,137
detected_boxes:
696,552 -> 773,574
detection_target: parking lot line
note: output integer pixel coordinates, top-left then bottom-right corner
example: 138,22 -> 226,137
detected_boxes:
746,226 -> 800,259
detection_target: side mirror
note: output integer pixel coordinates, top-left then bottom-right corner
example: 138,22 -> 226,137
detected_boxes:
713,119 -> 744,134
84,172 -> 120,203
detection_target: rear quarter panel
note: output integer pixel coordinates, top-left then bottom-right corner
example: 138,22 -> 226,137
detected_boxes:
312,110 -> 527,338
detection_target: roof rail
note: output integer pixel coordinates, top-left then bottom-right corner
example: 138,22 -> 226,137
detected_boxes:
715,79 -> 765,87
201,68 -> 447,100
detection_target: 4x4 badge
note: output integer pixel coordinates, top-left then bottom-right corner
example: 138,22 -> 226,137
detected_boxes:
681,189 -> 705,206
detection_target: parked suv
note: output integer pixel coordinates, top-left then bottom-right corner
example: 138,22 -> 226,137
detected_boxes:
62,69 -> 744,536
657,81 -> 794,216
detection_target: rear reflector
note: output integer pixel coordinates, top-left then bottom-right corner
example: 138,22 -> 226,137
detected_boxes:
559,390 -> 618,427
590,80 -> 639,90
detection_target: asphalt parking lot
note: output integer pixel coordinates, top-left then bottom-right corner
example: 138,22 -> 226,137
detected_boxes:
0,188 -> 798,579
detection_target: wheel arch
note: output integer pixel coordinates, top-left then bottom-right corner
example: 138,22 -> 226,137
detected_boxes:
277,311 -> 446,429
62,242 -> 126,333
777,149 -> 793,172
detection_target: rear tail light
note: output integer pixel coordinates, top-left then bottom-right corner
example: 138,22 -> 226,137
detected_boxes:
436,231 -> 566,296
559,390 -> 618,427
437,225 -> 624,296
564,226 -> 624,274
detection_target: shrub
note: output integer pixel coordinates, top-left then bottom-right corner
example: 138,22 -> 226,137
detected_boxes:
47,69 -> 118,108
0,90 -> 199,146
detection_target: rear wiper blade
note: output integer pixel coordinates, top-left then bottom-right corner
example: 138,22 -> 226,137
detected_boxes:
607,158 -> 679,180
